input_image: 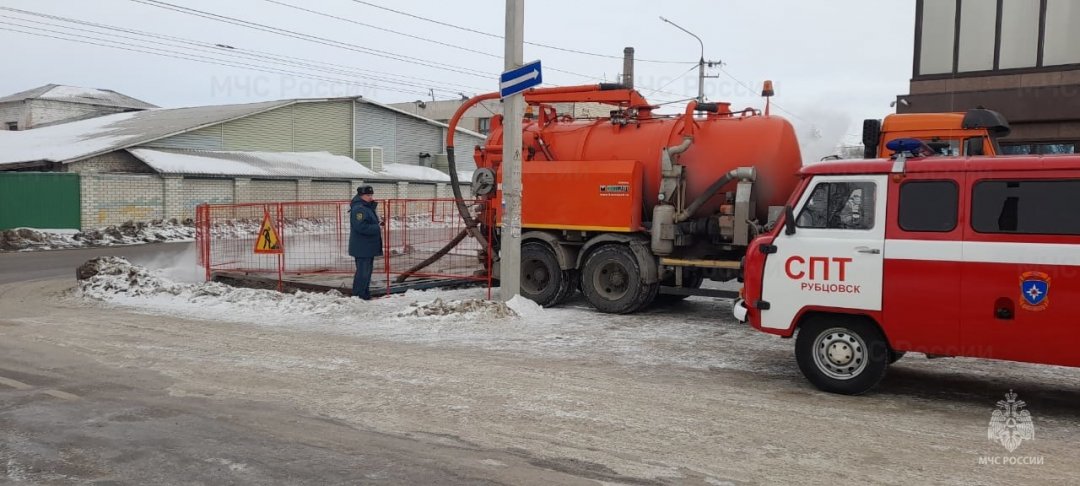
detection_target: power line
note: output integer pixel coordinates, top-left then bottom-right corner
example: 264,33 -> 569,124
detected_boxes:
127,0 -> 495,79
349,0 -> 695,65
715,67 -> 806,122
259,0 -> 604,82
0,22 -> 435,97
637,64 -> 699,100
0,6 -> 487,94
129,0 -> 691,100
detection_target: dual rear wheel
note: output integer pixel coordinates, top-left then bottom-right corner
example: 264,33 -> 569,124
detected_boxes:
579,244 -> 658,314
519,241 -> 657,313
519,242 -> 576,307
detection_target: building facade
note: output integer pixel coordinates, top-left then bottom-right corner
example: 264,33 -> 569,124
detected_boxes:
0,84 -> 157,131
0,96 -> 484,230
898,0 -> 1080,154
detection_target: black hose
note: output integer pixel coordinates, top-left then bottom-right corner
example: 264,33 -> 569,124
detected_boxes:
395,229 -> 468,283
446,147 -> 489,248
395,146 -> 491,282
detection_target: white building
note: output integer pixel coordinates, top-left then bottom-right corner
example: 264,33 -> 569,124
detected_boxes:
0,84 -> 157,131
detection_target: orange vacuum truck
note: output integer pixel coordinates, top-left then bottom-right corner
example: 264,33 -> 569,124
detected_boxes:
442,83 -> 1009,313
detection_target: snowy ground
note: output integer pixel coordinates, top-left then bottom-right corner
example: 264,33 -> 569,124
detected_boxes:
2,258 -> 1079,484
75,258 -> 1080,384
75,257 -> 784,373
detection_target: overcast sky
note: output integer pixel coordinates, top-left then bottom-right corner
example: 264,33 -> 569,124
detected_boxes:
0,0 -> 915,156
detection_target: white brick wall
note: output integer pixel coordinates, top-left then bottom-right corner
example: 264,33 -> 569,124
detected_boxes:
0,102 -> 25,130
80,174 -> 165,229
181,178 -> 233,217
66,151 -> 154,174
312,180 -> 351,201
246,179 -> 298,203
28,99 -> 131,128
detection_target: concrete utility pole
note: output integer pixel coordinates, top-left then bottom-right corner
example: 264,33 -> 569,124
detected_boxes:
622,47 -> 635,89
500,0 -> 524,302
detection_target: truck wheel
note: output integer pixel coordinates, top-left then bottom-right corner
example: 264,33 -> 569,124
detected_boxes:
520,242 -> 574,307
795,315 -> 890,395
580,244 -> 656,314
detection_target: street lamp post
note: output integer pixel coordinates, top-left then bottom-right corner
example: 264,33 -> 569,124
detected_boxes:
660,16 -> 719,103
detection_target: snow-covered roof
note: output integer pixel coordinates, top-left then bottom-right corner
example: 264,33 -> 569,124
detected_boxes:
128,148 -> 380,179
0,100 -> 293,167
0,84 -> 157,109
0,96 -> 484,169
379,163 -> 452,182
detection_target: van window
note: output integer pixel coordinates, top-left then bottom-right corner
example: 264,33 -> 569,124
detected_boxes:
796,181 -> 876,230
972,180 -> 1080,235
899,181 -> 958,232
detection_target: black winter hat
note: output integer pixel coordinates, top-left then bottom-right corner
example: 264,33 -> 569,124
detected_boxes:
357,185 -> 375,195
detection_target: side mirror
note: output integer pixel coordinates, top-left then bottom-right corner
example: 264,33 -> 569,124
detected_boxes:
784,205 -> 797,235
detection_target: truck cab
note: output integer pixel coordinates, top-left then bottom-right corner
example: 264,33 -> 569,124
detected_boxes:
864,109 -> 1010,158
735,152 -> 1080,395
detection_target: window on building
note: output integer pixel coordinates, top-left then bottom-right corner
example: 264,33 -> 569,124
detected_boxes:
916,0 -> 1080,77
797,181 -> 876,230
999,0 -> 1041,69
957,0 -> 997,72
477,117 -> 491,135
919,0 -> 958,75
972,180 -> 1080,234
899,181 -> 958,232
1043,0 -> 1080,66
5,122 -> 16,131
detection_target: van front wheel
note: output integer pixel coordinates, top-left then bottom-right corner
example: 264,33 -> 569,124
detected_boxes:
795,315 -> 890,395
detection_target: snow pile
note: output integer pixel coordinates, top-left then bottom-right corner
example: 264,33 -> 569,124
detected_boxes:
386,213 -> 461,231
0,219 -> 195,251
77,256 -> 356,316
400,297 -> 518,319
0,217 -> 356,252
506,294 -> 544,317
208,217 -> 338,239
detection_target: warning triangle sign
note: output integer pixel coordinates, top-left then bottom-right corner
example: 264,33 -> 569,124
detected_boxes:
254,211 -> 283,254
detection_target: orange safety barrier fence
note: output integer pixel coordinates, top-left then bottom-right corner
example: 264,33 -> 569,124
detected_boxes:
195,199 -> 492,297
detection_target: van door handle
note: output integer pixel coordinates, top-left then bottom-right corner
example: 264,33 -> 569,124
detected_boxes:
855,246 -> 880,254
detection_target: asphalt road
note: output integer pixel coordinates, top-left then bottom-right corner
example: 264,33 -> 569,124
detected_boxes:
0,242 -> 193,284
3,245 -> 1080,484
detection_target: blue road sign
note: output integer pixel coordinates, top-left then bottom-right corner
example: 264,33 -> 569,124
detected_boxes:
499,60 -> 542,98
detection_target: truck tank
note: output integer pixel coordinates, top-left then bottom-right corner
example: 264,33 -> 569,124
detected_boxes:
427,84 -> 806,312
479,102 -> 802,223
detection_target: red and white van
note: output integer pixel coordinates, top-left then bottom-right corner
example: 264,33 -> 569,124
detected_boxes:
734,152 -> 1080,395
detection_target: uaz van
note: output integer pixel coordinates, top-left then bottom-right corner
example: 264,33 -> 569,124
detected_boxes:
735,148 -> 1080,395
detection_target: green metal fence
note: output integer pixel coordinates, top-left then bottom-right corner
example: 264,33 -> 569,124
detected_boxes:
0,172 -> 81,230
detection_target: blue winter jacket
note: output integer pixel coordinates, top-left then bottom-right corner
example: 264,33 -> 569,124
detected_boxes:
348,196 -> 383,258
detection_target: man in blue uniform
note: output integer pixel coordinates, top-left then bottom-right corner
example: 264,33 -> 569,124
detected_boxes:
349,185 -> 383,299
